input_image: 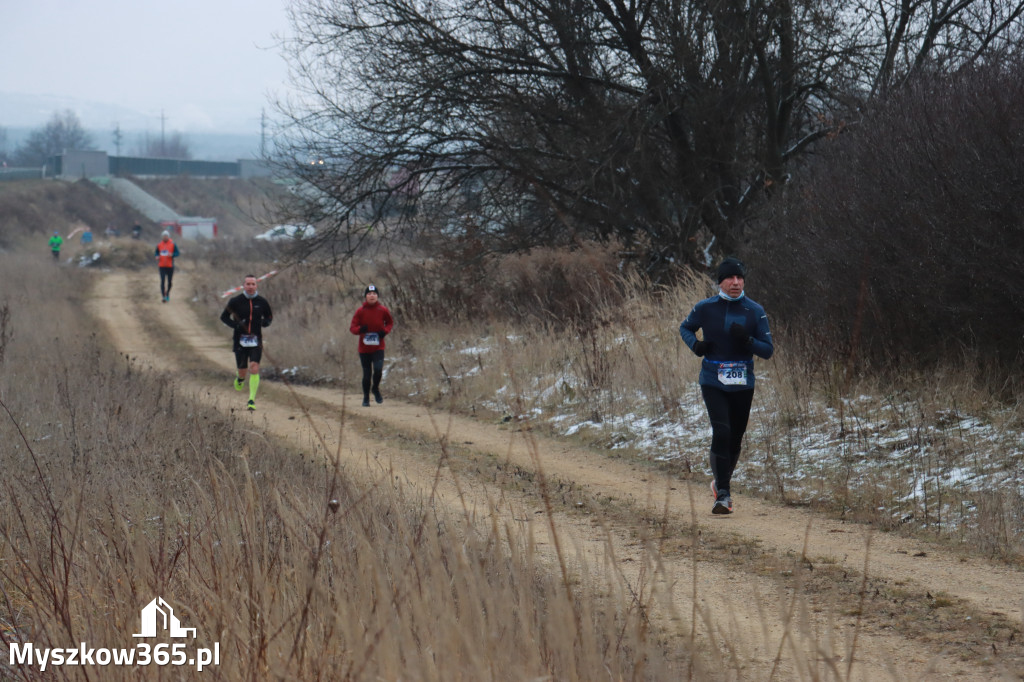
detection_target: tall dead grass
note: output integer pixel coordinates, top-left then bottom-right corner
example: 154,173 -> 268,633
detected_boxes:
187,244 -> 1023,562
0,252 -> 697,679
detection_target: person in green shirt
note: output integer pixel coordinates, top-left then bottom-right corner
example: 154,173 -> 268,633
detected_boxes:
48,231 -> 63,260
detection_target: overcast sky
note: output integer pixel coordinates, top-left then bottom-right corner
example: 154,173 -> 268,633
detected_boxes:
0,0 -> 294,134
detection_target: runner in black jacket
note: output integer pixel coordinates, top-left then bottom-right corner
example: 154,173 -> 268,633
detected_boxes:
220,274 -> 273,411
679,257 -> 773,514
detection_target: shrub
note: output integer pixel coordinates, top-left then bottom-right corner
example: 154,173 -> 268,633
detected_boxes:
384,240 -> 628,325
746,63 -> 1024,383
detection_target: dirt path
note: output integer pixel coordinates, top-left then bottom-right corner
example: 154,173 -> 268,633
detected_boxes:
88,269 -> 1024,680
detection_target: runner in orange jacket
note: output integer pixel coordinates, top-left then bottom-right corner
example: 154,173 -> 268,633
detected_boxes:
155,231 -> 180,302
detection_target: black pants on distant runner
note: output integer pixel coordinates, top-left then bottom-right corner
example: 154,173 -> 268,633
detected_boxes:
159,266 -> 175,297
359,350 -> 384,397
701,385 -> 754,493
234,346 -> 263,369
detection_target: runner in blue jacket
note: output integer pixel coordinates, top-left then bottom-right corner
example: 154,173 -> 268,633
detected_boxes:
679,256 -> 773,514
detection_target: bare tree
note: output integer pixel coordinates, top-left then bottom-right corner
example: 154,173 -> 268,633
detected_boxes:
855,0 -> 1024,95
13,110 -> 94,167
275,0 -> 1024,271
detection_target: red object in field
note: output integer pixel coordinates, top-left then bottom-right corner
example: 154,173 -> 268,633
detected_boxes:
160,217 -> 218,240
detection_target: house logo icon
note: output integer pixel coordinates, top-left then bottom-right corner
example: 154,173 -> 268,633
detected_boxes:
133,597 -> 197,639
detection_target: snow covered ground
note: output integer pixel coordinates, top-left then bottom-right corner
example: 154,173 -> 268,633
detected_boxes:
391,341 -> 1024,539
284,333 -> 1023,543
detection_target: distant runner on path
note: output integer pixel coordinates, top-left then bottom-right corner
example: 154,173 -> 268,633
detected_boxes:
48,231 -> 63,260
350,284 -> 394,407
679,257 -> 774,515
220,274 -> 273,411
155,231 -> 180,302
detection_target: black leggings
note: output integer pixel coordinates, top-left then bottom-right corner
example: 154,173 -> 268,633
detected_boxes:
701,385 -> 754,493
234,346 -> 262,369
159,267 -> 175,296
359,350 -> 384,396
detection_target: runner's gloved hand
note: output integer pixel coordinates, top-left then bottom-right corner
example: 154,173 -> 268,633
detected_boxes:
380,330 -> 387,338
236,319 -> 248,330
359,325 -> 368,333
261,318 -> 272,328
730,323 -> 751,346
692,340 -> 712,356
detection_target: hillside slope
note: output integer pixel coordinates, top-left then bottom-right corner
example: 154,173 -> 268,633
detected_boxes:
132,176 -> 289,238
0,177 -> 288,248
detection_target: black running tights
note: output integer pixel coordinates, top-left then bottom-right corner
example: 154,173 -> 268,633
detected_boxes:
701,385 -> 754,493
159,267 -> 175,296
359,350 -> 384,396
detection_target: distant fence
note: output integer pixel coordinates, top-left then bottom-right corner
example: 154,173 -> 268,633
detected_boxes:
41,151 -> 272,180
0,166 -> 44,182
110,156 -> 240,177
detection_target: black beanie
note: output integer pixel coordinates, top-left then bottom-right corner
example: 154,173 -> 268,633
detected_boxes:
717,257 -> 746,283
364,284 -> 378,296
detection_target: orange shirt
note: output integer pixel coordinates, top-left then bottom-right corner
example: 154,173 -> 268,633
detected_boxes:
156,239 -> 177,268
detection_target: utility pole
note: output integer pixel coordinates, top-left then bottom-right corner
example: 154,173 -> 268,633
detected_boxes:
112,123 -> 123,156
161,109 -> 167,157
260,108 -> 267,158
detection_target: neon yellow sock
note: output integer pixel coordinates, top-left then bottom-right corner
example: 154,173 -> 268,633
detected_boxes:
249,374 -> 260,401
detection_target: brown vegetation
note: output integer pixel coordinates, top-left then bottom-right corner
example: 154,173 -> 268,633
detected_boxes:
0,178 -> 1021,680
2,178 -> 1021,561
0,253 -> 683,680
746,65 -> 1024,380
179,241 -> 1024,565
0,180 -> 152,248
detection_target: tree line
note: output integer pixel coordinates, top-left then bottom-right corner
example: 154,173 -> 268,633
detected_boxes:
272,0 -> 1023,266
0,110 -> 192,167
268,0 -> 1024,375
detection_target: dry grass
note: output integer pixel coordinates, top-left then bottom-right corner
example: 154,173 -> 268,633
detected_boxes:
0,252 -> 694,679
186,249 -> 1023,563
4,180 -> 1020,678
0,247 -> 1019,679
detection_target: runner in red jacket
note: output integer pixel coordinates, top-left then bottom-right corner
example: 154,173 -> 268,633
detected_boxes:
349,284 -> 394,406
